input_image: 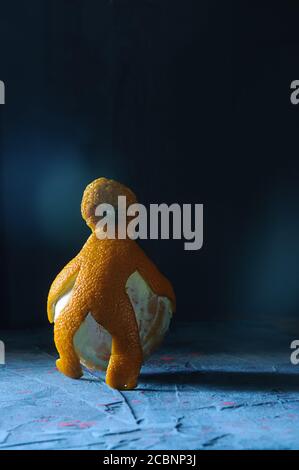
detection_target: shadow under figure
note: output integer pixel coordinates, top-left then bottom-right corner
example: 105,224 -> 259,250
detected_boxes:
47,177 -> 176,390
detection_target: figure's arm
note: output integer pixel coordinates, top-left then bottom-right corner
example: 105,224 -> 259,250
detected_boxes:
138,256 -> 176,312
47,256 -> 81,323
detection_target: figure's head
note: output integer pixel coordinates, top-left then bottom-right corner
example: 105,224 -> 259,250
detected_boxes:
81,177 -> 138,231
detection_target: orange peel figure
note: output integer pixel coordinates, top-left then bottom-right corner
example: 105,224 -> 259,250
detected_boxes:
47,178 -> 176,390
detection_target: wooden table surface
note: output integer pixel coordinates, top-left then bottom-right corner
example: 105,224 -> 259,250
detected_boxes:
0,321 -> 298,450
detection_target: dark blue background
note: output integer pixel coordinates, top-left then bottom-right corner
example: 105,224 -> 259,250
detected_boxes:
1,1 -> 299,329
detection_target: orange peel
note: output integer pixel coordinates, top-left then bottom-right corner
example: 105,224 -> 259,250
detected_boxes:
47,177 -> 176,390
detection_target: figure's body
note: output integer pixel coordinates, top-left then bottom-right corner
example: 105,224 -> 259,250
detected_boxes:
47,178 -> 176,390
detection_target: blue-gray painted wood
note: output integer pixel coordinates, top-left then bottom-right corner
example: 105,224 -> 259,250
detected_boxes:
0,321 -> 298,450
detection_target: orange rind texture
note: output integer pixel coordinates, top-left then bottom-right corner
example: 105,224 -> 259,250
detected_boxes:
47,177 -> 176,390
